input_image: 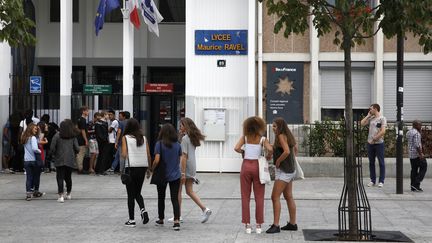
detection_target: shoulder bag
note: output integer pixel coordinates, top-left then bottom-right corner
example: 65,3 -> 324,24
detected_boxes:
257,137 -> 271,184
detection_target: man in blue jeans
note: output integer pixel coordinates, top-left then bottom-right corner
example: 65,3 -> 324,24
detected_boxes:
361,104 -> 387,188
108,111 -> 130,173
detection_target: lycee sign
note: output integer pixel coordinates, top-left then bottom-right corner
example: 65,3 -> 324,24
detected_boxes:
195,30 -> 248,55
144,83 -> 174,93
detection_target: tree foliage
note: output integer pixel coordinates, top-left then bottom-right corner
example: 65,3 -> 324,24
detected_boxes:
0,0 -> 36,46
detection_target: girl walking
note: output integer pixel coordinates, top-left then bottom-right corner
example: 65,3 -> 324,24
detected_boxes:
50,119 -> 80,203
174,118 -> 211,223
266,118 -> 298,233
152,123 -> 182,231
21,124 -> 44,201
120,118 -> 151,227
234,116 -> 272,234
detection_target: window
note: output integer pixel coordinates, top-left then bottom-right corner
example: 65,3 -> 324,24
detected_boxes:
321,108 -> 369,121
159,0 -> 185,23
105,7 -> 123,23
50,0 -> 79,23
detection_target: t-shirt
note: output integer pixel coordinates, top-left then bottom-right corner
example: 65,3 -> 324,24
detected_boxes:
367,115 -> 387,144
19,116 -> 40,132
154,141 -> 181,182
181,135 -> 197,178
108,119 -> 119,144
77,116 -> 88,146
117,119 -> 128,146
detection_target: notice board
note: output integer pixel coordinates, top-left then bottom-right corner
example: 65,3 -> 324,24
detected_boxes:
203,108 -> 226,141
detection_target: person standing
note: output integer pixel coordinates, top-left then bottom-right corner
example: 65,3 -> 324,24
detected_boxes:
266,118 -> 298,234
152,123 -> 182,231
95,111 -> 109,174
407,120 -> 428,192
120,118 -> 151,227
171,118 -> 211,223
87,112 -> 100,174
76,106 -> 89,174
2,117 -> 13,173
234,116 -> 273,234
106,109 -> 119,173
361,104 -> 387,188
50,119 -> 80,203
109,111 -> 129,173
21,124 -> 43,201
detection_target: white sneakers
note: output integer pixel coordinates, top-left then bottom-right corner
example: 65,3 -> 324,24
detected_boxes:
245,224 -> 252,234
367,181 -> 384,188
201,208 -> 212,223
255,226 -> 262,234
168,216 -> 183,223
58,193 -> 71,203
65,193 -> 72,200
378,182 -> 384,188
57,196 -> 64,203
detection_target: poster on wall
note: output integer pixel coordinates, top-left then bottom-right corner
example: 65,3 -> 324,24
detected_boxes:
266,62 -> 304,124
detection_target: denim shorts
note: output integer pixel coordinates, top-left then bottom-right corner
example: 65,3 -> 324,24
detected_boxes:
89,139 -> 99,154
275,168 -> 296,183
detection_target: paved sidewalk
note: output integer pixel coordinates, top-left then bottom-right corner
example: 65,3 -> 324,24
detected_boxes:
0,172 -> 431,242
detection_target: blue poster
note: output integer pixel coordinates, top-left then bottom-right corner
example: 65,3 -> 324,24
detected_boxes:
195,30 -> 248,55
29,76 -> 42,94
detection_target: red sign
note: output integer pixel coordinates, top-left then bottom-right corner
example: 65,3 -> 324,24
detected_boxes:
144,83 -> 174,93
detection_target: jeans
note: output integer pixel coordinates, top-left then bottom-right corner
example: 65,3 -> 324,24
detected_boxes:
125,167 -> 147,220
410,157 -> 427,189
156,178 -> 181,221
24,160 -> 41,193
367,143 -> 385,184
240,159 -> 265,224
56,166 -> 72,194
111,148 -> 120,171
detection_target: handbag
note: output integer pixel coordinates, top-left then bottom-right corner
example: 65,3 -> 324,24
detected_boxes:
120,139 -> 132,185
150,142 -> 166,185
293,157 -> 305,181
257,137 -> 271,184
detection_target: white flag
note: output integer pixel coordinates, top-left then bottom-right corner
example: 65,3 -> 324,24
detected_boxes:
140,0 -> 163,37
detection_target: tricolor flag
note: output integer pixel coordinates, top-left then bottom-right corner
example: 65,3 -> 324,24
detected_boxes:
140,0 -> 163,37
130,0 -> 141,29
95,0 -> 120,36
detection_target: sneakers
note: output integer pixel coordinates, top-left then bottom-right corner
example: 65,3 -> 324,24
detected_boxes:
201,208 -> 212,223
281,222 -> 298,231
378,182 -> 384,188
411,186 -> 423,192
155,219 -> 164,226
367,181 -> 375,187
25,194 -> 32,201
33,191 -> 45,198
124,220 -> 136,227
141,209 -> 149,224
168,216 -> 183,223
266,224 -> 281,234
57,196 -> 64,203
65,193 -> 72,200
173,223 -> 180,231
245,224 -> 252,234
255,225 -> 262,234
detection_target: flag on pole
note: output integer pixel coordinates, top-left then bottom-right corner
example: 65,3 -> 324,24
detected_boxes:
140,0 -> 163,37
130,0 -> 141,29
94,0 -> 121,36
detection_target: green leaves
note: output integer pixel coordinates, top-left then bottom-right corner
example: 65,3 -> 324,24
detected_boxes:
0,0 -> 36,47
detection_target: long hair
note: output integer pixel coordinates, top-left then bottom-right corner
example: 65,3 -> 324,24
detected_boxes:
180,117 -> 205,147
20,123 -> 37,144
273,117 -> 296,147
59,119 -> 79,139
123,118 -> 144,147
243,116 -> 266,138
158,123 -> 178,148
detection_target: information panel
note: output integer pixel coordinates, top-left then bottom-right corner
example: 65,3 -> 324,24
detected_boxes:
195,30 -> 248,55
266,62 -> 304,124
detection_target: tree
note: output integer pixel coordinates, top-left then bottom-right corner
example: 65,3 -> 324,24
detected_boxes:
258,0 -> 432,239
0,0 -> 36,46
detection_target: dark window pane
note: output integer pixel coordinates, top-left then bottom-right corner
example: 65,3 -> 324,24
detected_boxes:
105,7 -> 123,23
50,0 -> 79,23
321,108 -> 370,121
159,0 -> 185,23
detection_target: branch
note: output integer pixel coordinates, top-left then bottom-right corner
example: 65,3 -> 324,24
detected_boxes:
353,25 -> 382,39
321,3 -> 343,29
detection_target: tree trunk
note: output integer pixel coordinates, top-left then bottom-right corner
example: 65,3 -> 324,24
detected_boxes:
343,34 -> 358,239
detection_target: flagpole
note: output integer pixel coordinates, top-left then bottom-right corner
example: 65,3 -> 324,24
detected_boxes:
122,0 -> 134,114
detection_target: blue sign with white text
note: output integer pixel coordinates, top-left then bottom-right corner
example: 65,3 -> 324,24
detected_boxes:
195,30 -> 248,55
30,76 -> 42,94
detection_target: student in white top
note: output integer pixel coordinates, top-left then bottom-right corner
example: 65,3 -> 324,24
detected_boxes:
120,118 -> 152,227
234,116 -> 272,234
19,109 -> 40,137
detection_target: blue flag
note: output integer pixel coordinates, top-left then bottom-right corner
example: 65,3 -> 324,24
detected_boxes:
94,0 -> 120,36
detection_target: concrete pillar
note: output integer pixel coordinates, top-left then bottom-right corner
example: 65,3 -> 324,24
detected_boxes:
248,0 -> 256,116
122,4 -> 134,113
374,1 -> 384,111
309,9 -> 320,122
60,0 -> 73,121
0,42 -> 12,170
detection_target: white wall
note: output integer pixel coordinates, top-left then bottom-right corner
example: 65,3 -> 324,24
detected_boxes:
34,0 -> 184,59
186,0 -> 256,172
